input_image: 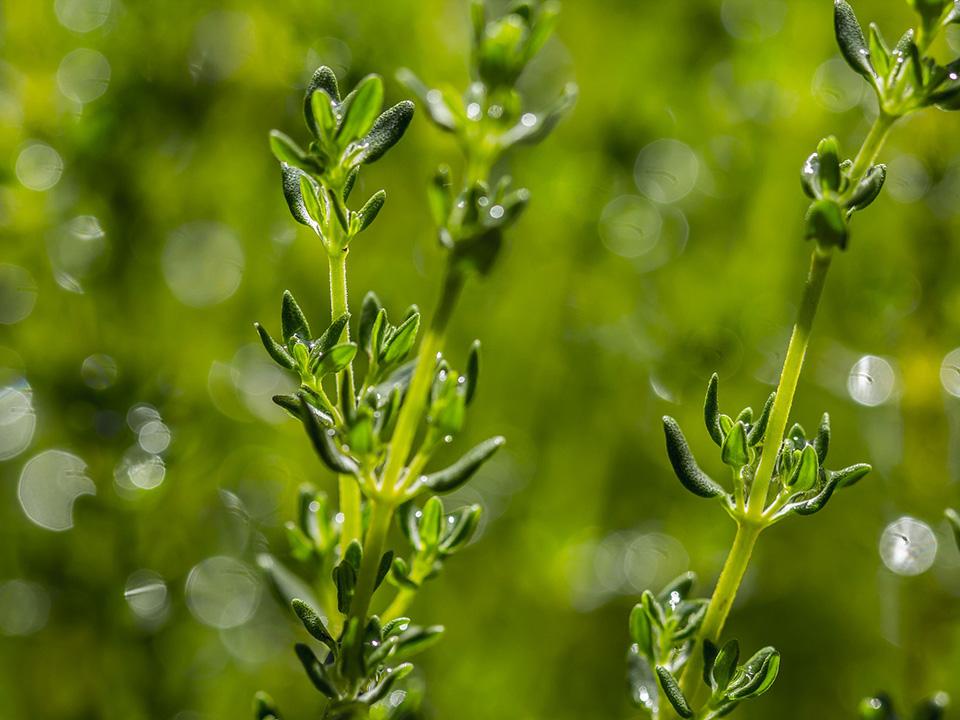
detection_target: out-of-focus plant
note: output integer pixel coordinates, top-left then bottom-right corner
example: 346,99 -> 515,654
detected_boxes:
856,692 -> 950,720
251,2 -> 574,718
627,1 -> 960,717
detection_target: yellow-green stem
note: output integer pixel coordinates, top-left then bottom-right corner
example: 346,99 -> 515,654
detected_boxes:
746,248 -> 832,519
346,267 -> 464,626
328,248 -> 363,560
679,521 -> 762,704
849,112 -> 895,184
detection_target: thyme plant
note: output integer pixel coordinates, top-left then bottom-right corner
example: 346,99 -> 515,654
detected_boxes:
627,2 -> 960,718
251,2 -> 574,718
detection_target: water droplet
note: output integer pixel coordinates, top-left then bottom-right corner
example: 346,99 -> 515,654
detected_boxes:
18,450 -> 95,531
520,112 -> 537,128
47,215 -> 108,285
599,195 -> 662,259
811,58 -> 865,113
163,222 -> 244,307
124,570 -> 169,622
81,353 -> 117,390
0,580 -> 50,636
138,419 -> 171,454
15,143 -> 63,191
127,403 -> 160,431
487,104 -> 503,119
940,348 -> 960,397
847,355 -> 896,407
55,0 -> 111,32
720,0 -> 786,40
885,154 -> 930,204
489,204 -> 504,219
57,48 -> 111,104
466,102 -> 482,120
0,383 -> 36,460
185,556 -> 261,629
879,516 -> 938,576
634,139 -> 699,204
115,448 -> 166,492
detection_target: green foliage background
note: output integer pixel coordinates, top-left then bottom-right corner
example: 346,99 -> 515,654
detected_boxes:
2,0 -> 960,718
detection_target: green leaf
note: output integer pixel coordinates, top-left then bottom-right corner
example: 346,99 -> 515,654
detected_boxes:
336,74 -> 384,146
662,417 -> 725,498
704,373 -> 723,446
832,462 -> 871,487
294,643 -> 337,697
629,604 -> 654,659
394,624 -> 444,660
847,164 -> 887,213
314,314 -> 350,355
375,550 -> 394,590
253,691 -> 282,720
834,0 -> 875,80
655,666 -> 693,718
726,647 -> 780,700
439,504 -> 482,555
805,198 -> 848,250
357,101 -> 416,164
464,339 -> 481,405
817,136 -> 842,192
257,553 -> 321,613
333,559 -> 357,614
419,496 -> 444,548
358,292 -> 382,354
868,23 -> 891,78
359,662 -> 413,704
946,508 -> 960,551
280,165 -> 320,230
721,421 -> 749,467
281,290 -> 311,344
641,590 -> 666,627
748,392 -> 775,446
422,436 -> 505,493
291,599 -> 335,649
307,88 -> 337,140
356,190 -> 386,232
327,187 -> 349,232
914,692 -> 950,720
712,639 -> 740,692
787,444 -> 819,491
311,342 -> 357,376
304,66 -> 341,131
658,571 -> 696,604
813,412 -> 831,464
255,323 -> 295,369
269,130 -> 310,167
381,312 -> 420,365
299,394 -> 359,475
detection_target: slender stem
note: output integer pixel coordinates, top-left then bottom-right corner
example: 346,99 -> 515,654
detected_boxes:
381,268 -> 464,497
679,522 -> 762,703
848,112 -> 895,186
381,554 -> 432,622
327,245 -> 363,561
344,267 -> 465,627
745,249 -> 832,519
347,498 -> 393,627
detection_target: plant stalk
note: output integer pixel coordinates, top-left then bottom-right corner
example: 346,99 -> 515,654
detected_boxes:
345,266 -> 465,626
679,521 -> 762,704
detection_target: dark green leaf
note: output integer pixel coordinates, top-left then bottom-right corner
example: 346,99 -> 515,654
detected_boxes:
726,647 -> 780,700
381,312 -> 420,365
663,417 -> 725,498
358,101 -> 416,164
356,190 -> 386,232
291,599 -> 335,649
254,691 -> 282,720
629,604 -> 654,659
946,508 -> 960,551
294,643 -> 337,697
280,165 -> 320,230
299,394 -> 359,475
655,666 -> 693,718
269,130 -> 310,167
281,290 -> 311,344
255,323 -> 295,369
834,0 -> 875,79
422,436 -> 505,493
721,421 -> 749,467
805,198 -> 848,250
439,504 -> 482,554
712,639 -> 740,692
358,292 -> 382,354
833,462 -> 871,487
465,339 -> 481,405
337,75 -> 384,145
704,373 -> 723,446
748,391 -> 775,446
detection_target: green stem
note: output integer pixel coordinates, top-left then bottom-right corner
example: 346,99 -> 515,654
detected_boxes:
345,267 -> 465,627
347,498 -> 393,627
679,522 -> 762,704
381,267 -> 464,496
328,247 -> 363,561
848,112 -> 895,185
745,249 -> 832,519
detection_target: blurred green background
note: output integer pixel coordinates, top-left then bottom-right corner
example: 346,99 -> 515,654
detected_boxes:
3,0 -> 960,718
